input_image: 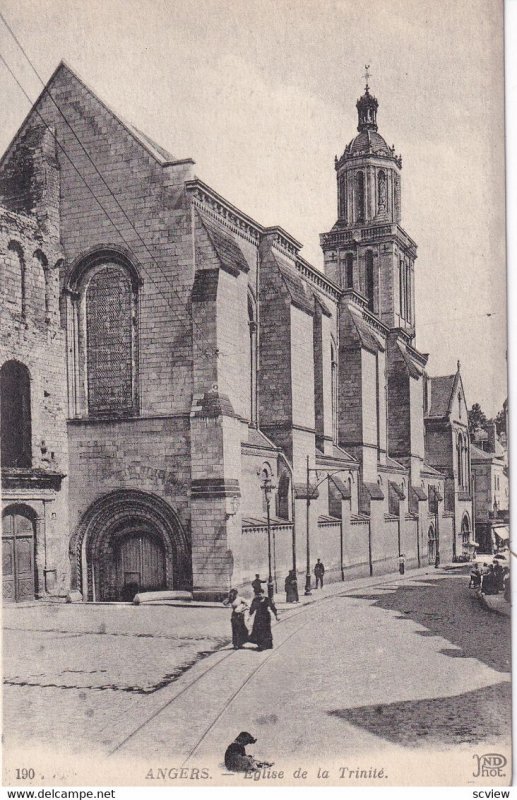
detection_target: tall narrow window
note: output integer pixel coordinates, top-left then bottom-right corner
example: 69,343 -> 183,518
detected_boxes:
339,175 -> 347,220
277,472 -> 290,520
457,433 -> 464,488
366,251 -> 374,312
399,259 -> 404,319
355,171 -> 365,223
248,296 -> 257,425
8,241 -> 26,318
331,342 -> 338,443
377,170 -> 387,213
345,253 -> 353,289
405,262 -> 411,323
34,249 -> 50,321
0,360 -> 32,468
86,266 -> 134,416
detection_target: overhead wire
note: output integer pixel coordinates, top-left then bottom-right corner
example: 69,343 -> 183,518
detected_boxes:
0,17 -> 218,360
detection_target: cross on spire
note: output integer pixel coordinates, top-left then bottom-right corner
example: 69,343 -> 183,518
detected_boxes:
363,64 -> 372,90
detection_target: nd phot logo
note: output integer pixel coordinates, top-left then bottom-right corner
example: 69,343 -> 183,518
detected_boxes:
473,753 -> 507,778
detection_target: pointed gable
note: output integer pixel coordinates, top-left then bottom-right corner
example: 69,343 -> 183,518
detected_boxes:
0,61 -> 180,174
426,374 -> 456,418
426,368 -> 468,423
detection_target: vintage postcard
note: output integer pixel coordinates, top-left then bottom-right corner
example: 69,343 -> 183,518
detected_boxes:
0,0 -> 510,791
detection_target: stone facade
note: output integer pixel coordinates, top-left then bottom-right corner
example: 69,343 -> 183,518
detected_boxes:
1,64 -> 473,602
0,123 -> 69,600
423,366 -> 474,560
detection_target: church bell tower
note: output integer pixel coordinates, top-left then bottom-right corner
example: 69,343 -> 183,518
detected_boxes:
321,73 -> 417,336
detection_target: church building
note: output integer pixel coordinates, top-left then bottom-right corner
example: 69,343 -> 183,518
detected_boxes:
0,63 -> 472,601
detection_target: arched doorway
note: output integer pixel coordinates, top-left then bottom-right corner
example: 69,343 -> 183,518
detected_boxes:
2,505 -> 36,602
114,526 -> 166,601
427,524 -> 436,566
71,490 -> 190,601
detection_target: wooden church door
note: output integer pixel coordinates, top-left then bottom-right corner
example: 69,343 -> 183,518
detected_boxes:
2,510 -> 36,603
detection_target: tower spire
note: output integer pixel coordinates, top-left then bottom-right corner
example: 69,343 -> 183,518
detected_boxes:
363,64 -> 372,92
356,66 -> 378,132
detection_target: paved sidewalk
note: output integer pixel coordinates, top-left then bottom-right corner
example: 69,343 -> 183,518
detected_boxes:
273,561 -> 465,611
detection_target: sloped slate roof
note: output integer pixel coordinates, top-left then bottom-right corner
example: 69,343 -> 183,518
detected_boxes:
427,374 -> 456,417
422,462 -> 444,477
198,213 -> 250,276
274,255 -> 314,315
397,341 -> 424,379
411,485 -> 428,501
242,516 -> 293,529
389,480 -> 406,500
363,482 -> 384,500
348,309 -> 385,353
386,456 -> 407,471
470,443 -> 505,463
329,475 -> 351,499
245,427 -> 279,451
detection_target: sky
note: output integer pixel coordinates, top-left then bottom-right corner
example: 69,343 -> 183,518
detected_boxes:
0,0 -> 507,417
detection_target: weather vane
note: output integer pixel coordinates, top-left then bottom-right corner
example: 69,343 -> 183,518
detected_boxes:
363,64 -> 371,90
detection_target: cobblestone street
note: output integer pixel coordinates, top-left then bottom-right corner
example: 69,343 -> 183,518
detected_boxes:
3,566 -> 511,786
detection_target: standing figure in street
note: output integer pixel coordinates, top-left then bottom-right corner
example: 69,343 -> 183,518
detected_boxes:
249,588 -> 278,651
469,563 -> 482,589
284,569 -> 299,603
314,558 -> 325,589
251,574 -> 267,594
222,588 -> 249,649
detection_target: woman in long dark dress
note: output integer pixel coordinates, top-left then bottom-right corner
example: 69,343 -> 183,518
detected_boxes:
248,589 -> 278,650
285,569 -> 299,603
223,588 -> 249,648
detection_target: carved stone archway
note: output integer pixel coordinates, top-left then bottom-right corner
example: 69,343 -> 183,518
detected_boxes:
70,490 -> 191,600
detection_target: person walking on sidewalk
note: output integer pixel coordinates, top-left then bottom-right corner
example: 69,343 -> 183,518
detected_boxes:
249,588 -> 278,651
252,574 -> 267,594
314,558 -> 325,589
284,569 -> 299,603
222,588 -> 249,649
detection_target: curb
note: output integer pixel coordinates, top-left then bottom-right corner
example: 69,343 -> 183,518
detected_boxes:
474,589 -> 511,617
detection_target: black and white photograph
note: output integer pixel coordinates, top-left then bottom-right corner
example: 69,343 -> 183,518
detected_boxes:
0,0 -> 510,790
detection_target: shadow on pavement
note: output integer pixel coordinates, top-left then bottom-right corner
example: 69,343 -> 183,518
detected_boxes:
346,573 -> 511,673
328,682 -> 511,747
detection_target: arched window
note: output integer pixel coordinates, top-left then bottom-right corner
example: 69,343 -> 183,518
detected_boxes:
33,249 -> 50,322
457,433 -> 463,487
377,170 -> 387,213
345,253 -> 354,289
331,341 -> 338,443
8,241 -> 26,318
277,472 -> 290,520
85,264 -> 135,416
355,171 -> 365,223
365,251 -> 374,312
1,361 -> 32,468
248,295 -> 257,426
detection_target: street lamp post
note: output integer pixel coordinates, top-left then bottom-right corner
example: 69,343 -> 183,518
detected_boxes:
260,473 -> 275,600
305,455 -> 312,595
